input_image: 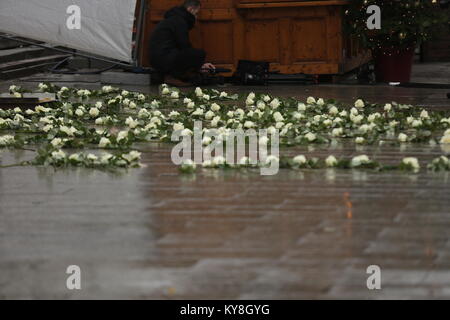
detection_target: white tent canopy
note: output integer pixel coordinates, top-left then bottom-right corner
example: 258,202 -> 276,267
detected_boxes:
0,0 -> 138,63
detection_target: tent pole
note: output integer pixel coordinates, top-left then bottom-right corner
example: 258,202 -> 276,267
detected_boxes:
133,0 -> 147,67
0,34 -> 133,68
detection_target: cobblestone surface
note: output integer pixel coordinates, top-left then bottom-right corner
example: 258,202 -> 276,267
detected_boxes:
0,75 -> 449,299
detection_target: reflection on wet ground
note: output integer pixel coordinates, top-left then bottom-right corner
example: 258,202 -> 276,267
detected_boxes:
1,78 -> 450,299
1,140 -> 450,299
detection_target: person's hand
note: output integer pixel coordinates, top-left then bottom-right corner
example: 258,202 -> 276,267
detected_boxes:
202,63 -> 215,71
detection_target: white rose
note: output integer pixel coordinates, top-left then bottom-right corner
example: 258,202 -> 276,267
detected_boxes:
306,97 -> 316,104
170,91 -> 179,99
150,100 -> 160,108
269,98 -> 281,109
75,109 -> 84,117
267,126 -> 277,135
329,106 -> 339,115
333,117 -> 343,124
354,99 -> 365,108
351,155 -> 370,167
264,155 -> 279,166
332,128 -> 343,137
406,116 -> 414,124
192,108 -> 204,116
60,126 -> 77,136
398,133 -> 408,142
323,119 -> 332,127
440,134 -> 450,144
368,113 -> 380,122
51,150 -> 66,160
87,154 -> 98,162
325,155 -> 338,167
69,153 -> 81,162
293,112 -> 304,120
211,103 -> 221,112
275,122 -> 284,129
195,87 -> 203,97
355,137 -> 365,144
202,136 -> 212,146
259,136 -> 269,145
220,91 -> 228,98
420,109 -> 429,119
122,151 -> 141,162
402,157 -> 420,171
99,137 -> 111,148
202,160 -> 213,168
389,120 -> 399,128
273,112 -> 284,122
187,102 -> 195,109
125,117 -> 139,129
384,103 -> 392,112
351,114 -> 364,124
305,132 -> 316,142
181,159 -> 196,170
317,98 -> 325,106
412,119 -> 422,128
211,116 -> 221,127
173,122 -> 184,131
43,125 -> 53,132
117,131 -> 128,142
293,155 -> 307,165
239,156 -> 250,166
297,103 -> 307,112
138,108 -> 151,119
181,129 -> 193,136
257,101 -> 266,110
244,121 -> 255,128
205,111 -> 215,120
51,138 -> 63,147
212,156 -> 226,166
100,153 -> 114,164
89,107 -> 100,118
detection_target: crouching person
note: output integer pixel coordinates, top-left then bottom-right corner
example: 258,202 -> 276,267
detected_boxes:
149,0 -> 215,86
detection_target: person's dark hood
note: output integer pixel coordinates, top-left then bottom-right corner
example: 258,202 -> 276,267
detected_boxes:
164,6 -> 196,30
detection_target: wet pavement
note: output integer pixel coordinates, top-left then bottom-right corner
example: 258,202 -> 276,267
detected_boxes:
1,67 -> 450,299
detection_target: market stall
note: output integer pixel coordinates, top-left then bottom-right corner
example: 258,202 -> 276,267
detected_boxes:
140,0 -> 368,75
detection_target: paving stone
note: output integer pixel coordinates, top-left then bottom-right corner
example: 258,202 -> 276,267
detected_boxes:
1,71 -> 450,299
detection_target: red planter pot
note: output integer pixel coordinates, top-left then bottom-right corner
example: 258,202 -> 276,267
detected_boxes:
375,47 -> 415,83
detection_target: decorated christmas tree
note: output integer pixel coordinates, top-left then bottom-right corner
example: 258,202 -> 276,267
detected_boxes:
345,0 -> 449,55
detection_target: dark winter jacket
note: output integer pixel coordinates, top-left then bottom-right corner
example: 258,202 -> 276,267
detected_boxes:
149,6 -> 196,72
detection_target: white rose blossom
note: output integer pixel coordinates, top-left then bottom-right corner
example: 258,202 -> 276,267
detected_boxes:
325,155 -> 338,167
293,155 -> 307,166
402,157 -> 420,172
354,99 -> 365,108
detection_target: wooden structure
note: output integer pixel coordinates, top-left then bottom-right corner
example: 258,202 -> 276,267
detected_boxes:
139,0 -> 368,75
